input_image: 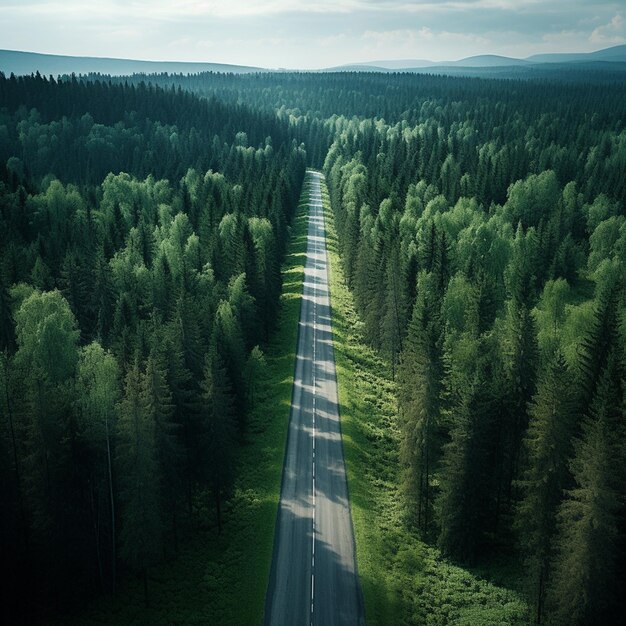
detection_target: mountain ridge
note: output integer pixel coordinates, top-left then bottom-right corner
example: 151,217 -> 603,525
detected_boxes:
1,44 -> 626,77
337,44 -> 626,71
0,49 -> 263,76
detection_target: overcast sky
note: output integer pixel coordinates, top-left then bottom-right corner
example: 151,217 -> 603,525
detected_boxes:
0,1 -> 624,69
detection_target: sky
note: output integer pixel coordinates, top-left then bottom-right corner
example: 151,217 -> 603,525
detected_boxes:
0,1 -> 624,69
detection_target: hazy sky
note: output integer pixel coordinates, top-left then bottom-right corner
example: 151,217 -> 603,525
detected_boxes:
0,1 -> 624,69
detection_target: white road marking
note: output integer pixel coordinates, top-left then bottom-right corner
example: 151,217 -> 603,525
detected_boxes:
311,181 -> 317,626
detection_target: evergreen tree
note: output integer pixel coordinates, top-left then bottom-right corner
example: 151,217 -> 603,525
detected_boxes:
398,276 -> 442,535
244,345 -> 266,411
547,356 -> 623,625
212,300 -> 246,432
381,246 -> 407,377
76,342 -> 120,593
198,350 -> 236,534
501,296 -> 538,508
116,362 -> 162,605
143,350 -> 182,552
516,351 -> 575,624
437,335 -> 499,563
14,290 -> 79,552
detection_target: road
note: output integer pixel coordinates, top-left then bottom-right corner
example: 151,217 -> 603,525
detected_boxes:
264,171 -> 364,626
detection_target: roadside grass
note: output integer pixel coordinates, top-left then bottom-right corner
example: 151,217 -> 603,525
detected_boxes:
62,173 -> 314,626
321,176 -> 528,626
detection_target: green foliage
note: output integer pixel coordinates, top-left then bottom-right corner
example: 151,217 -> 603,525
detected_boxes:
198,349 -> 236,533
0,72 -> 306,618
324,177 -> 527,625
547,356 -> 623,624
533,279 -> 570,361
49,169 -> 311,626
75,341 -> 120,592
3,64 -> 626,624
321,71 -> 626,623
116,363 -> 163,581
516,351 -> 576,624
398,272 -> 444,536
15,289 -> 80,384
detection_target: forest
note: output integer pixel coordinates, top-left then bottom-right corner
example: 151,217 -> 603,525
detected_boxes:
0,73 -> 306,618
1,67 -> 625,625
321,75 -> 626,624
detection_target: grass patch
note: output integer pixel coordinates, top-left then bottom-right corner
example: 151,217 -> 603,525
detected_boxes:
321,175 -> 528,626
59,173 -> 315,626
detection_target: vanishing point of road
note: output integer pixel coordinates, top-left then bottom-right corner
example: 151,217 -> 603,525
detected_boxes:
264,171 -> 364,626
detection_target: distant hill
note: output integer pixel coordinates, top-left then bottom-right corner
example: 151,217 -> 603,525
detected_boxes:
448,54 -> 530,67
2,44 -> 626,80
345,59 -> 436,70
332,44 -> 626,74
0,49 -> 264,76
324,63 -> 391,73
528,44 -> 626,64
334,56 -> 527,70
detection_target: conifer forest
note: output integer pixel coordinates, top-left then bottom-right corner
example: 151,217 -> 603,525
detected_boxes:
1,53 -> 626,626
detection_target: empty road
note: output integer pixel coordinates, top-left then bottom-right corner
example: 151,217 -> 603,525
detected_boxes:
264,171 -> 364,626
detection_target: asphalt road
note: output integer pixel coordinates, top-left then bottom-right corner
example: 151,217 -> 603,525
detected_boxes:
264,171 -> 364,626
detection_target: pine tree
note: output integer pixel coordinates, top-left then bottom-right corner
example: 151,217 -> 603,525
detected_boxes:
516,351 -> 575,624
15,290 -> 79,549
381,246 -> 407,378
143,350 -> 182,553
501,297 -> 538,507
116,362 -> 162,605
0,260 -> 15,352
199,351 -> 236,534
76,342 -> 120,593
212,300 -> 246,432
93,248 -> 115,346
575,267 -> 621,420
398,279 -> 442,535
547,356 -> 623,625
436,336 -> 499,563
244,345 -> 266,411
163,319 -> 198,515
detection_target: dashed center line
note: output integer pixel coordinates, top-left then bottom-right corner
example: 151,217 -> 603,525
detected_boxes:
310,182 -> 318,626
309,180 -> 327,626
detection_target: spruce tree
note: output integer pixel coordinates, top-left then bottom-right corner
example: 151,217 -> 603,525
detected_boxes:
516,351 -> 575,624
76,342 -> 121,593
381,246 -> 407,378
436,336 -> 499,563
398,277 -> 442,536
143,350 -> 182,552
116,362 -> 162,605
547,357 -> 622,625
199,350 -> 236,534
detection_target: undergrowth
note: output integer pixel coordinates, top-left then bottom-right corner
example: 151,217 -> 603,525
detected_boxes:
321,175 -> 528,626
61,173 -> 316,626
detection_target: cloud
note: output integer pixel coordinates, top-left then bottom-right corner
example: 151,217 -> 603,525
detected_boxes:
363,27 -> 488,45
0,0 -> 588,20
541,30 -> 587,45
361,27 -> 489,59
590,13 -> 626,45
0,0 -> 624,69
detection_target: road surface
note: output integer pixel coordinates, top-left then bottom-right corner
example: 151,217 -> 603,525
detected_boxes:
264,171 -> 364,626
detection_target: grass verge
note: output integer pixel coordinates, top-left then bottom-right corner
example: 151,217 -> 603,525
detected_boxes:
62,173 -> 314,626
321,175 -> 528,626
